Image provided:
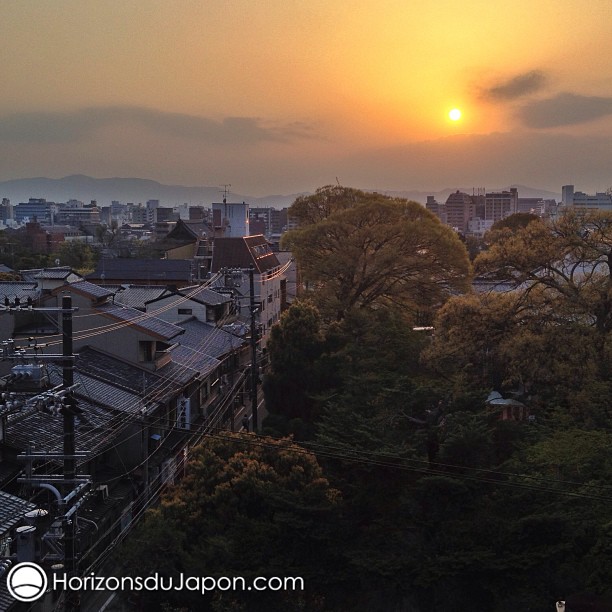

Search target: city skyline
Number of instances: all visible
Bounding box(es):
[2,1,612,195]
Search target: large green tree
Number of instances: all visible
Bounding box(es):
[263,301,340,432]
[120,433,343,611]
[283,186,471,320]
[475,210,612,377]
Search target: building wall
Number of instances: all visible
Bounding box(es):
[444,191,474,232]
[257,270,282,344]
[146,294,208,325]
[212,202,249,237]
[485,188,518,222]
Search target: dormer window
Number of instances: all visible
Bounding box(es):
[139,341,154,362]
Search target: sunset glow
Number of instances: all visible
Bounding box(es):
[0,1,611,195]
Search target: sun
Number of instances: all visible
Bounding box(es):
[449,108,462,121]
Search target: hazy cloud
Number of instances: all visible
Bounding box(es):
[335,131,612,194]
[0,106,314,145]
[1,128,612,197]
[484,70,547,100]
[519,93,612,128]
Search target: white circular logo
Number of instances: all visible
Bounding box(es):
[6,562,48,602]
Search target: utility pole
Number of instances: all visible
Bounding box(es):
[62,294,79,612]
[249,266,258,431]
[3,296,84,612]
[63,294,75,481]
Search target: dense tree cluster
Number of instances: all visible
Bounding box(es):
[122,192,612,611]
[282,186,471,320]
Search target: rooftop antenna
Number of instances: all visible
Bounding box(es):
[220,184,231,204]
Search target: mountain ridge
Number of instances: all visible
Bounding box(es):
[0,175,560,208]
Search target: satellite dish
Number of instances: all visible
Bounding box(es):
[55,259,60,266]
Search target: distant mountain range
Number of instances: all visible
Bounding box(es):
[0,175,561,208]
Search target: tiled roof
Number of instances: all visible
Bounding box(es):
[48,365,145,415]
[113,285,170,310]
[5,397,121,456]
[177,285,231,306]
[166,219,214,241]
[0,281,40,301]
[0,491,36,535]
[178,318,244,360]
[76,346,196,400]
[76,346,167,394]
[1,582,15,611]
[61,280,114,300]
[87,259,194,282]
[211,235,280,274]
[34,268,74,279]
[95,303,184,341]
[0,491,35,610]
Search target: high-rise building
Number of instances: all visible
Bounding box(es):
[562,185,612,212]
[444,191,475,232]
[14,199,56,224]
[0,198,13,224]
[485,188,518,222]
[562,185,574,206]
[426,196,445,223]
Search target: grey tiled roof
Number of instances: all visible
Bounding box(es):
[171,338,221,379]
[0,281,40,301]
[178,318,244,360]
[48,366,145,415]
[0,583,14,612]
[177,285,231,306]
[19,267,71,282]
[65,280,115,300]
[87,259,194,282]
[76,347,168,395]
[112,285,169,310]
[5,397,120,456]
[95,303,184,340]
[0,490,35,610]
[0,491,36,535]
[34,268,74,279]
[76,346,196,401]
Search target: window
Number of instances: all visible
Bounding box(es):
[138,341,154,362]
[178,308,192,315]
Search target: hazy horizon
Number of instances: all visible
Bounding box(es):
[2,2,612,196]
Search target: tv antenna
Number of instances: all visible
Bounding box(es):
[220,184,232,204]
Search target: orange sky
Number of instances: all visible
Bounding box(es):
[1,0,612,196]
